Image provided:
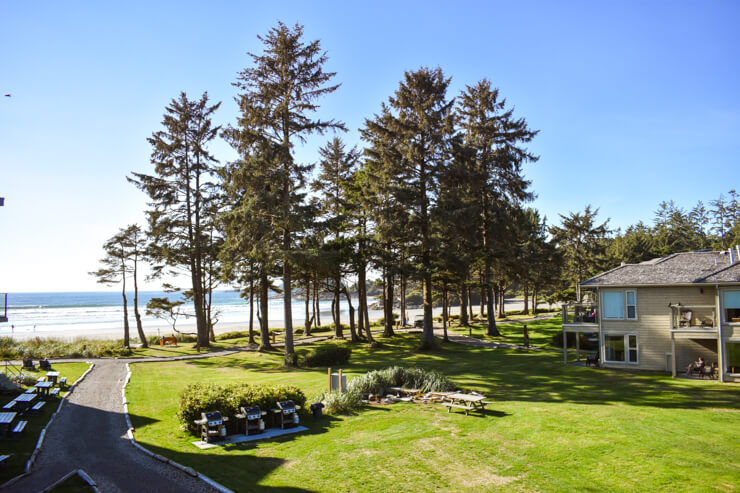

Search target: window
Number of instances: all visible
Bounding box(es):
[602,290,637,320]
[605,334,638,364]
[724,291,740,322]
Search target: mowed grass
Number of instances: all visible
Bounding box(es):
[127,319,740,492]
[0,362,90,484]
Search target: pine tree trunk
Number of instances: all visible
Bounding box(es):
[122,269,130,349]
[259,272,272,351]
[498,283,506,318]
[304,279,312,336]
[132,255,147,347]
[249,275,256,345]
[480,282,485,318]
[532,288,538,315]
[468,286,474,320]
[401,275,407,327]
[342,285,358,341]
[334,275,343,338]
[442,285,449,342]
[384,269,395,337]
[460,283,468,326]
[314,275,321,327]
[485,263,500,336]
[522,285,529,315]
[360,266,373,341]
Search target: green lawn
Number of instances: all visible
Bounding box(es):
[0,362,91,484]
[127,320,740,492]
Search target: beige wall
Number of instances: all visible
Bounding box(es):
[600,286,717,371]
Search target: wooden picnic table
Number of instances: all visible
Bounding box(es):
[35,381,53,399]
[389,387,421,397]
[0,412,17,438]
[13,393,36,413]
[46,371,60,385]
[441,393,488,415]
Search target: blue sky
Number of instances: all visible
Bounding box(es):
[1,1,738,292]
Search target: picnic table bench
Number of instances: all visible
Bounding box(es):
[0,412,17,439]
[2,401,15,411]
[389,387,421,397]
[59,377,68,389]
[0,455,9,468]
[30,401,46,413]
[441,393,489,415]
[10,420,27,438]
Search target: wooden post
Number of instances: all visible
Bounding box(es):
[563,330,568,364]
[576,331,581,361]
[671,336,676,378]
[523,325,529,348]
[339,369,344,392]
[328,367,332,393]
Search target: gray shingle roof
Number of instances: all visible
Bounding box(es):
[581,251,740,286]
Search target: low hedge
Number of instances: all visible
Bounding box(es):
[178,382,306,434]
[301,343,351,367]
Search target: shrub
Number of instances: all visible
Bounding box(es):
[318,390,363,414]
[178,382,306,434]
[301,343,351,367]
[215,331,250,341]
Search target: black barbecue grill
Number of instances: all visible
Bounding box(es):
[273,400,301,429]
[194,411,229,443]
[235,406,266,435]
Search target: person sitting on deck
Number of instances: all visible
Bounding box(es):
[685,356,704,376]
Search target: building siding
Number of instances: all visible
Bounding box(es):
[600,286,718,371]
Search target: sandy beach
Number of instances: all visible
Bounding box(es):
[5,299,554,341]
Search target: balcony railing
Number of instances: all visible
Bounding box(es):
[562,303,599,326]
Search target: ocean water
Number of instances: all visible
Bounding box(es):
[0,291,354,337]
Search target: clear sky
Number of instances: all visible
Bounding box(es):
[1,1,738,292]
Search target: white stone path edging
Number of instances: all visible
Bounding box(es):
[0,362,96,490]
[41,468,100,493]
[122,363,234,493]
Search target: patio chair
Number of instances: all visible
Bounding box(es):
[585,353,599,367]
[700,363,718,380]
[678,310,692,327]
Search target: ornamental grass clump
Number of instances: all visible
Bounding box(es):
[317,390,363,414]
[178,382,306,434]
[346,366,456,397]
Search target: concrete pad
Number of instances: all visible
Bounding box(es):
[192,426,309,449]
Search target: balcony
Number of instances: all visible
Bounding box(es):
[562,303,599,329]
[668,304,717,339]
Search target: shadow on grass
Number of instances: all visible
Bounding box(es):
[343,333,740,411]
[141,416,342,492]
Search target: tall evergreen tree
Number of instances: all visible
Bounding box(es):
[550,205,610,300]
[128,91,221,347]
[362,67,454,348]
[311,137,361,340]
[228,22,344,365]
[457,79,538,336]
[90,228,134,348]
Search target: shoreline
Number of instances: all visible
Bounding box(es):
[3,300,556,341]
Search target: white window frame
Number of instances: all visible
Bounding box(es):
[601,290,638,320]
[723,290,740,324]
[604,332,639,364]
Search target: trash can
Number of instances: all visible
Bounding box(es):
[310,402,324,419]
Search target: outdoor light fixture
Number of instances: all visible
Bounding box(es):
[0,197,4,206]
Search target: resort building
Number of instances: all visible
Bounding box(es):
[562,248,740,382]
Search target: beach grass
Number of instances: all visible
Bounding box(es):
[126,320,740,492]
[0,362,91,484]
